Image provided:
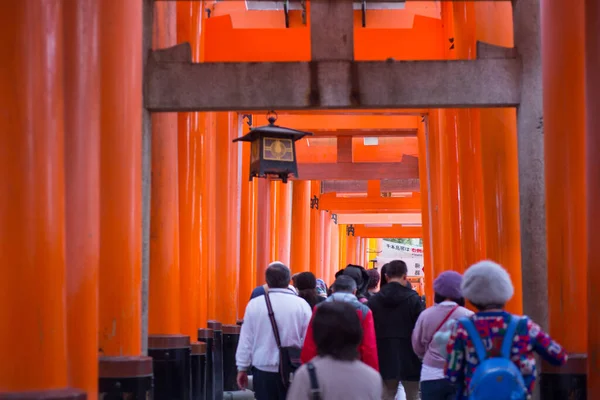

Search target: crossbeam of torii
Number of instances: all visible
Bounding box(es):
[140,0,546,352]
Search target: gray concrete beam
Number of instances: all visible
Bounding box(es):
[144,45,521,112]
[140,0,154,356]
[514,0,547,329]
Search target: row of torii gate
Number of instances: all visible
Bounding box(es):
[1,0,599,399]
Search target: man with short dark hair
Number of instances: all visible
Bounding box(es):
[300,275,379,370]
[236,262,312,400]
[368,260,423,400]
[248,261,298,300]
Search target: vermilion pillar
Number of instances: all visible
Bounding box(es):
[356,237,363,266]
[214,112,240,324]
[177,1,209,328]
[64,1,100,398]
[98,0,152,394]
[346,233,357,265]
[270,181,280,261]
[318,210,327,278]
[586,0,600,396]
[539,0,587,395]
[150,0,181,337]
[427,111,445,276]
[176,0,205,334]
[256,178,271,284]
[338,224,348,270]
[310,181,323,277]
[329,220,340,283]
[322,212,332,281]
[453,1,486,271]
[0,2,82,396]
[475,2,523,315]
[542,0,586,354]
[278,182,292,265]
[290,181,311,272]
[417,118,434,306]
[239,141,257,311]
[439,2,464,273]
[205,112,218,319]
[440,111,462,271]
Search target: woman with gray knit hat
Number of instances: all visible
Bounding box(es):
[411,271,473,400]
[445,260,568,400]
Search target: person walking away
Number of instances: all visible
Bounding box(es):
[366,268,380,300]
[445,260,568,399]
[287,302,383,400]
[249,262,298,300]
[301,275,379,371]
[293,271,324,308]
[335,264,370,303]
[367,260,423,400]
[411,271,473,400]
[236,262,312,400]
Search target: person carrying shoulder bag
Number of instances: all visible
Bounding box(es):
[236,262,312,400]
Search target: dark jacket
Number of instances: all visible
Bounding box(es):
[367,281,423,381]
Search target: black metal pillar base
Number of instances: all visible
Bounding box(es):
[539,354,587,400]
[0,389,86,400]
[191,342,207,400]
[148,334,191,400]
[222,325,241,392]
[198,329,214,400]
[207,321,223,400]
[98,356,153,400]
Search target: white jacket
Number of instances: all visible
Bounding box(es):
[236,288,312,373]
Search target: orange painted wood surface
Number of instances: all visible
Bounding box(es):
[310,181,323,277]
[453,1,486,272]
[239,140,257,312]
[291,181,311,273]
[64,0,100,397]
[256,178,272,284]
[319,192,422,213]
[98,0,143,357]
[416,119,434,307]
[177,0,206,332]
[475,1,523,315]
[278,182,293,265]
[150,0,181,336]
[204,14,444,62]
[543,0,586,349]
[0,1,69,390]
[214,112,240,324]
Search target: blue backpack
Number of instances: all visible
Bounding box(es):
[458,315,528,400]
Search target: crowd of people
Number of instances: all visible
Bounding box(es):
[236,260,568,400]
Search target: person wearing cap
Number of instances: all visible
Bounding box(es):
[335,264,371,303]
[445,260,568,399]
[300,275,379,371]
[411,271,473,400]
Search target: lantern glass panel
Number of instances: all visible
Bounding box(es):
[251,139,260,163]
[262,137,294,162]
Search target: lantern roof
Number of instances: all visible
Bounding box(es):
[233,114,313,143]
